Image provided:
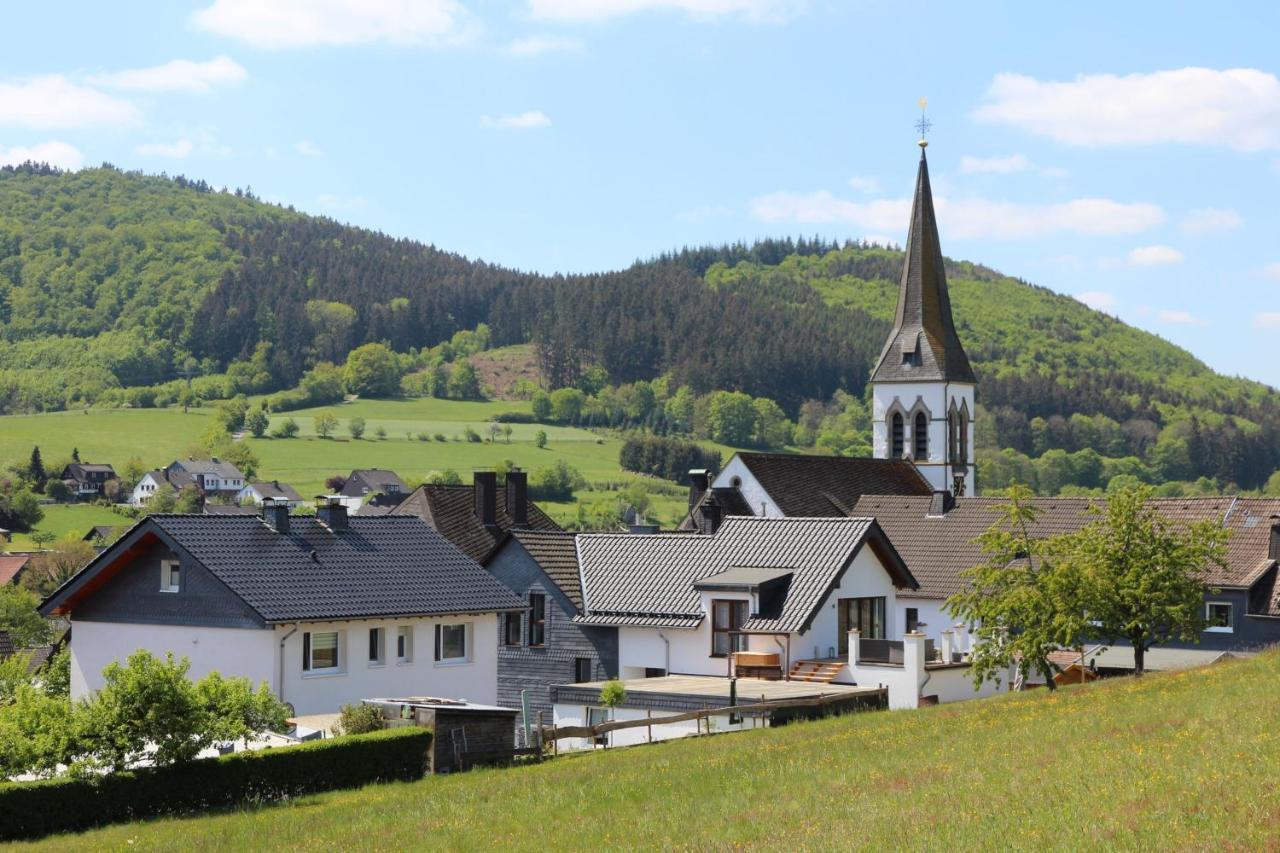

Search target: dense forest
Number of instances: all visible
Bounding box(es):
[1,162,1278,493]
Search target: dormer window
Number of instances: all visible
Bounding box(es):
[160,560,180,593]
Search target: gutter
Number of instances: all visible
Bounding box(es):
[278,625,298,708]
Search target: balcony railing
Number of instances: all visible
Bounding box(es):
[856,638,936,665]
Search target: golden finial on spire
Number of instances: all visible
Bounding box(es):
[915,97,931,148]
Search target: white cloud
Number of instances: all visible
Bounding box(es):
[90,56,247,94]
[526,0,804,23]
[0,140,84,170]
[135,139,195,158]
[1075,290,1117,311]
[960,153,1029,174]
[1127,245,1184,267]
[1264,262,1280,280]
[504,35,583,57]
[0,75,137,129]
[480,111,551,130]
[192,0,475,49]
[749,190,1164,239]
[295,140,322,157]
[974,67,1280,151]
[846,175,880,194]
[1157,309,1203,325]
[1179,207,1242,234]
[1254,312,1280,329]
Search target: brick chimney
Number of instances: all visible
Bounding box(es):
[506,469,528,528]
[699,493,722,536]
[474,471,498,529]
[316,495,348,531]
[261,498,290,534]
[688,468,710,512]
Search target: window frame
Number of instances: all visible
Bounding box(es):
[710,598,749,658]
[838,596,887,654]
[303,630,341,674]
[905,607,920,634]
[503,611,522,646]
[435,622,470,664]
[368,627,385,666]
[1205,601,1233,633]
[528,593,546,647]
[159,559,181,594]
[396,625,414,664]
[574,657,593,683]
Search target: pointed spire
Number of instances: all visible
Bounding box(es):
[870,147,975,385]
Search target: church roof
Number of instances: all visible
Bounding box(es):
[870,148,976,385]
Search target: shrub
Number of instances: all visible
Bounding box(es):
[0,728,432,841]
[463,425,481,443]
[490,411,536,424]
[535,429,548,449]
[417,432,431,442]
[375,426,387,440]
[334,703,385,736]
[619,434,722,484]
[529,460,585,502]
[348,417,367,440]
[271,418,300,439]
[434,433,448,442]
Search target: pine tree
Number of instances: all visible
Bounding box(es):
[28,446,46,488]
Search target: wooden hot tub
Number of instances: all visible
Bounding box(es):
[733,651,782,680]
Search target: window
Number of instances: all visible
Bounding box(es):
[159,560,180,593]
[574,657,593,683]
[397,626,413,663]
[303,631,339,672]
[504,612,522,646]
[914,412,929,461]
[711,599,749,657]
[838,597,887,653]
[1206,602,1233,633]
[528,593,546,647]
[905,607,919,634]
[586,707,609,746]
[368,627,385,665]
[435,623,468,663]
[891,413,904,458]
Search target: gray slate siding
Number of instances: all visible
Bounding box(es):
[74,538,263,629]
[487,542,618,728]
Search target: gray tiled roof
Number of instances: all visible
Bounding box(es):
[386,484,562,562]
[734,452,933,516]
[44,514,523,623]
[171,458,245,480]
[247,481,305,502]
[576,516,913,633]
[342,469,408,497]
[506,529,582,608]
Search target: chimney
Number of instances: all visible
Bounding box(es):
[316,495,348,531]
[261,499,290,534]
[699,494,722,536]
[474,471,498,529]
[688,468,710,512]
[505,470,528,528]
[926,489,955,517]
[1270,516,1280,561]
[628,523,660,535]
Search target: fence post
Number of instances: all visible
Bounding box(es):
[647,709,652,744]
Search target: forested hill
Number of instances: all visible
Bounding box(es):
[2,162,1278,490]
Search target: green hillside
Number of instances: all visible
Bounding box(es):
[1,162,1278,495]
[31,651,1280,850]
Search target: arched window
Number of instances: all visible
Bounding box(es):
[914,412,928,460]
[891,413,904,458]
[948,411,960,461]
[958,411,969,464]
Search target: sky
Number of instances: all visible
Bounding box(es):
[2,0,1279,387]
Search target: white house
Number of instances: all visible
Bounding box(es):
[129,458,247,507]
[551,515,1000,747]
[40,499,524,715]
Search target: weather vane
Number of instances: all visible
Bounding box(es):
[915,97,931,148]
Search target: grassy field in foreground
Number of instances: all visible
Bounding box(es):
[29,651,1280,850]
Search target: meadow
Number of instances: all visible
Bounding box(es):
[23,650,1280,850]
[0,397,705,541]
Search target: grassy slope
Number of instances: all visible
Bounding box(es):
[0,396,702,538]
[30,651,1280,850]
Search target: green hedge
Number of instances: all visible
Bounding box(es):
[0,727,432,842]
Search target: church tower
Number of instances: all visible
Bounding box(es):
[870,138,977,495]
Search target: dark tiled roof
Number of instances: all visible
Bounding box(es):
[202,504,261,515]
[870,150,976,385]
[848,494,1280,600]
[736,452,932,516]
[576,516,913,633]
[82,525,117,542]
[170,458,245,480]
[0,554,32,585]
[387,484,561,563]
[506,529,583,608]
[247,481,304,502]
[342,469,408,497]
[44,514,523,623]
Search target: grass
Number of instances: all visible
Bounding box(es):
[24,650,1280,849]
[6,504,124,550]
[0,396,710,532]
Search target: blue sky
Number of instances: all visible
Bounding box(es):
[2,1,1279,387]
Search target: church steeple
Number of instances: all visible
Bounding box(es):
[869,147,975,385]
